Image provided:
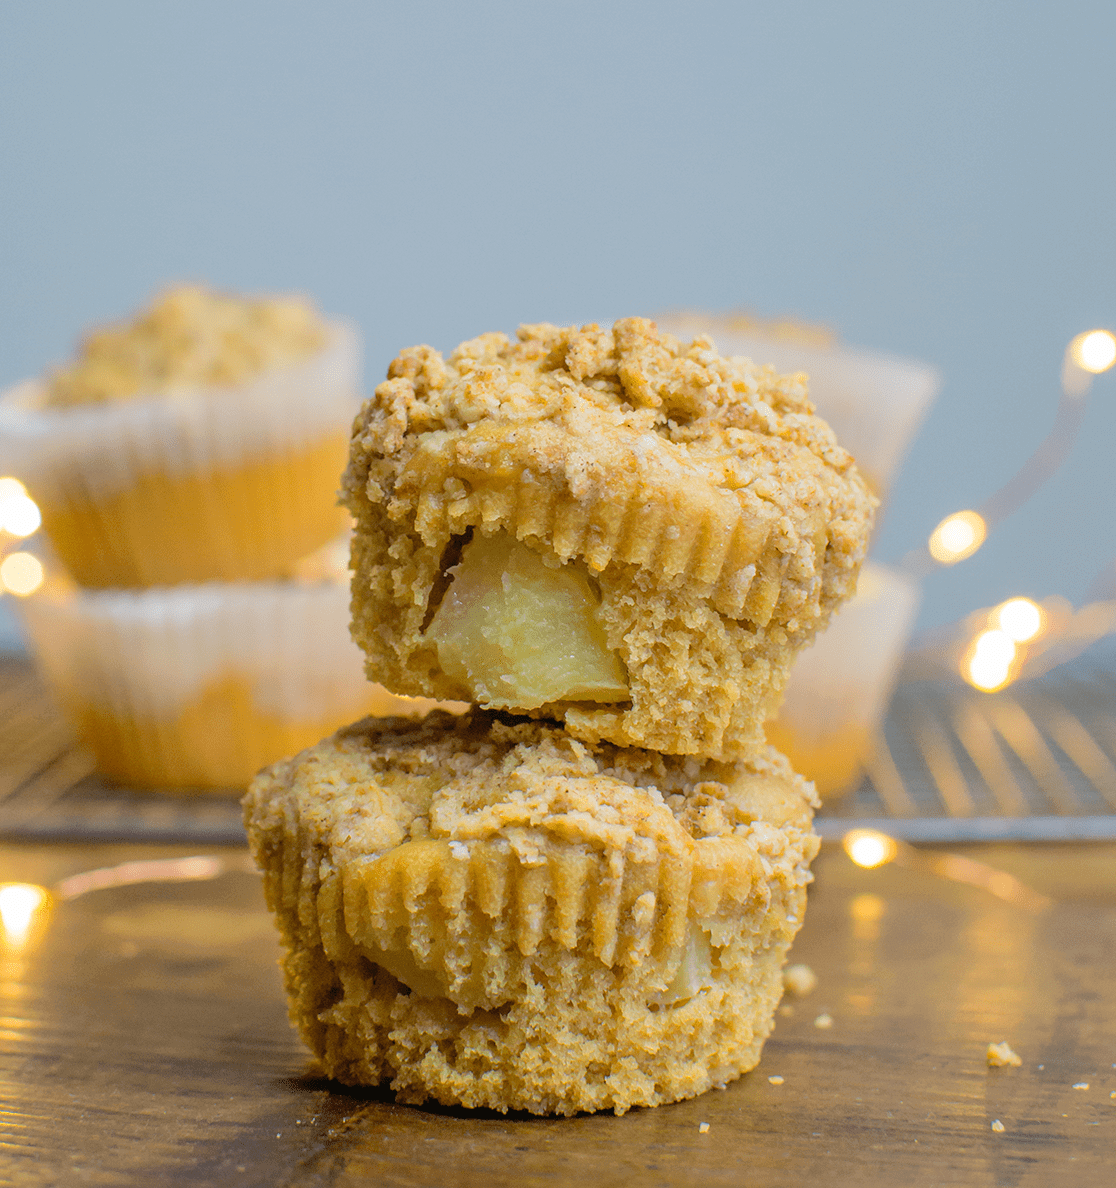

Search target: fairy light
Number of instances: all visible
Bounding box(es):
[0,497,41,538]
[0,477,40,537]
[1071,329,1116,374]
[0,552,45,596]
[928,510,986,565]
[0,883,49,944]
[965,629,1017,692]
[907,326,1113,585]
[0,476,28,503]
[843,829,899,869]
[995,597,1045,643]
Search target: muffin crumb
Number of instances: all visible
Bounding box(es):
[986,1042,1022,1068]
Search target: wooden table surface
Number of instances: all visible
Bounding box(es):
[2,832,1115,1187]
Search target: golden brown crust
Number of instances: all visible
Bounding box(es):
[243,711,818,1115]
[45,285,327,407]
[343,318,875,758]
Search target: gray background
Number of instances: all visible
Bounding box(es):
[2,0,1114,649]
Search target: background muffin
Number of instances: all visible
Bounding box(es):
[19,570,452,789]
[0,285,361,587]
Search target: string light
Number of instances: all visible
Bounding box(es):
[907,326,1113,583]
[0,476,28,502]
[928,510,986,565]
[0,883,49,944]
[842,831,1048,908]
[0,477,40,537]
[995,597,1044,642]
[965,628,1016,691]
[843,829,899,869]
[1071,329,1116,374]
[0,552,45,596]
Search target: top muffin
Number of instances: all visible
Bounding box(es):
[344,317,875,759]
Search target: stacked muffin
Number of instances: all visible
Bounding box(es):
[244,318,875,1113]
[1,285,394,788]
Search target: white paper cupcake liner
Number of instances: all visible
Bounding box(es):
[655,311,939,500]
[0,321,362,501]
[768,562,919,795]
[16,577,450,788]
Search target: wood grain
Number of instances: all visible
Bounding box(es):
[0,838,1113,1187]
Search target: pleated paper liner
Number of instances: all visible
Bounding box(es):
[392,414,839,624]
[654,310,940,503]
[0,322,361,587]
[268,839,810,1114]
[16,576,455,790]
[348,508,829,760]
[245,716,818,1014]
[767,562,921,798]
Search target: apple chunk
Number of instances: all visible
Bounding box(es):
[425,531,628,710]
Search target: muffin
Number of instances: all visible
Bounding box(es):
[765,562,920,797]
[0,285,360,587]
[655,309,939,502]
[343,318,875,760]
[19,570,454,789]
[243,710,819,1115]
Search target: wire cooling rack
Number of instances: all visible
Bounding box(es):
[2,641,1116,846]
[815,635,1116,842]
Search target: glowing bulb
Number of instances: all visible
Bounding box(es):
[0,477,28,502]
[0,883,48,942]
[995,597,1044,642]
[966,628,1016,691]
[0,552,44,596]
[1072,330,1116,374]
[928,510,987,565]
[0,493,41,537]
[843,829,898,869]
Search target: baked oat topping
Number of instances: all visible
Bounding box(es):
[46,285,326,406]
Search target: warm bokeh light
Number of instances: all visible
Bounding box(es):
[0,476,28,502]
[0,494,41,537]
[926,854,1050,912]
[1072,329,1116,374]
[995,597,1044,642]
[54,855,227,900]
[0,551,45,596]
[928,510,986,565]
[0,477,41,537]
[0,883,49,943]
[843,829,899,869]
[850,892,886,923]
[966,628,1016,691]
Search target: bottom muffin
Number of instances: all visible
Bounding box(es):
[243,711,819,1115]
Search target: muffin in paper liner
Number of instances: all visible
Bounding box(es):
[16,576,453,789]
[343,317,875,760]
[654,310,939,502]
[242,710,819,1115]
[0,297,362,588]
[766,562,920,797]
